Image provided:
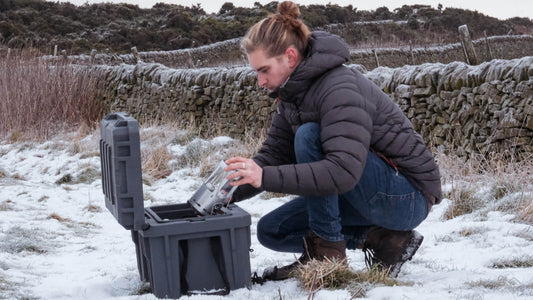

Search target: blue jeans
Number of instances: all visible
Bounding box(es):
[257,122,429,252]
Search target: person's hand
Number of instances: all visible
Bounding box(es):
[225,157,262,188]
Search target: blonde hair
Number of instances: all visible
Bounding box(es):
[241,1,310,57]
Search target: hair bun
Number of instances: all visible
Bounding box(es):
[277,1,300,19]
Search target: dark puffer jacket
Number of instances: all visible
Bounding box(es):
[233,31,442,207]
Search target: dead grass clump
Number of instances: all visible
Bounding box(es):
[48,213,73,226]
[75,168,100,184]
[0,226,47,254]
[0,167,7,178]
[0,200,13,211]
[170,130,198,146]
[0,275,9,291]
[55,174,73,185]
[139,125,194,181]
[490,256,533,269]
[294,258,352,291]
[516,200,533,224]
[85,203,102,213]
[141,144,172,180]
[444,185,484,219]
[130,281,152,296]
[458,226,486,237]
[176,138,211,170]
[293,258,408,298]
[467,276,520,290]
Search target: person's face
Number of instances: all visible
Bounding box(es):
[247,48,298,91]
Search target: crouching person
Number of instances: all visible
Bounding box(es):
[224,1,442,279]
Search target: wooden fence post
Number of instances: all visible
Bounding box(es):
[484,30,493,60]
[7,48,11,59]
[458,24,479,65]
[409,40,415,65]
[54,45,58,56]
[90,49,97,64]
[131,46,139,63]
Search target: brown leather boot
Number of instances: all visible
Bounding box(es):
[309,231,346,261]
[362,226,423,277]
[261,231,346,281]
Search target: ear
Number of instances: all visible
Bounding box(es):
[285,47,299,68]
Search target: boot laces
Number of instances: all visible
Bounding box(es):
[362,246,375,269]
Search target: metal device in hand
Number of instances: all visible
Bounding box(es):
[188,161,240,215]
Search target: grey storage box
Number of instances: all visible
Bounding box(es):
[99,112,252,298]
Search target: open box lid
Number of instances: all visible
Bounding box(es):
[99,112,145,231]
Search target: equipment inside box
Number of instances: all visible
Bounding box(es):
[187,160,240,216]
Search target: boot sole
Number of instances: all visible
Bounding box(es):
[389,230,424,277]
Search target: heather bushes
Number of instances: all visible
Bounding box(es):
[0,1,531,55]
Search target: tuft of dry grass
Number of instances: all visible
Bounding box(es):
[0,200,13,211]
[518,203,533,224]
[293,258,352,292]
[490,256,533,269]
[467,276,520,290]
[0,51,105,141]
[436,150,533,222]
[0,167,7,178]
[48,213,73,226]
[293,258,409,298]
[443,185,484,219]
[0,226,47,254]
[141,144,173,180]
[85,203,102,213]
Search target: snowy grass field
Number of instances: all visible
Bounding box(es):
[0,126,532,300]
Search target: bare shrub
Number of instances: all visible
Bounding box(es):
[0,51,105,140]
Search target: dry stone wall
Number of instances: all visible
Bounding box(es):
[367,56,533,157]
[99,64,274,136]
[50,35,532,71]
[97,56,533,158]
[350,35,533,70]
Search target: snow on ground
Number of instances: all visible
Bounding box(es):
[0,132,532,300]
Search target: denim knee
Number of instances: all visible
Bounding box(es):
[294,122,322,163]
[256,215,273,249]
